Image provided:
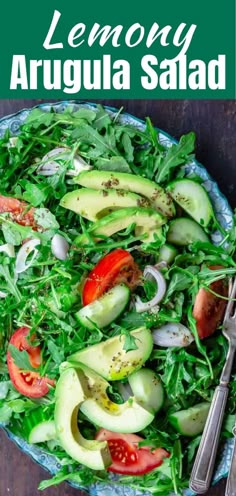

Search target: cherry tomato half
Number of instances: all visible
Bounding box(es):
[0,195,36,228]
[193,265,228,339]
[7,327,55,398]
[82,248,141,306]
[96,429,170,475]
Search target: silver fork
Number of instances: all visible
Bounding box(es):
[189,277,236,494]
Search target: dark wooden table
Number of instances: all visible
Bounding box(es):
[0,99,235,496]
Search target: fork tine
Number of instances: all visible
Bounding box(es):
[224,277,236,323]
[228,278,233,297]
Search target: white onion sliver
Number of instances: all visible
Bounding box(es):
[67,156,93,176]
[44,148,69,160]
[7,137,18,149]
[51,234,69,261]
[117,382,133,402]
[37,147,68,176]
[0,243,15,258]
[0,290,7,298]
[155,261,167,270]
[37,147,92,177]
[15,239,41,274]
[134,265,166,313]
[152,323,194,348]
[37,162,60,176]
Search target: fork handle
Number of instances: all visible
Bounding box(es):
[225,434,236,496]
[189,384,229,494]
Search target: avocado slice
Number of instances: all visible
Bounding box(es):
[54,366,111,470]
[60,187,150,221]
[74,170,175,218]
[58,363,154,434]
[68,327,153,381]
[75,206,166,245]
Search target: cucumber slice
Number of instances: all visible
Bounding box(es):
[128,368,164,413]
[169,402,210,436]
[24,407,56,444]
[158,243,177,264]
[29,420,56,444]
[76,284,130,330]
[167,179,214,227]
[167,218,209,246]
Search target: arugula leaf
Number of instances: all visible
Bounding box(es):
[187,307,213,379]
[95,156,132,173]
[120,328,139,352]
[47,340,65,365]
[71,122,119,156]
[1,218,32,246]
[34,208,59,230]
[190,241,236,265]
[0,381,11,399]
[25,109,55,129]
[38,468,93,490]
[165,268,195,299]
[1,222,23,246]
[0,264,21,301]
[8,344,37,372]
[7,398,33,413]
[223,414,235,434]
[161,352,188,399]
[0,403,12,423]
[120,311,147,329]
[71,108,96,123]
[121,132,134,163]
[187,436,201,464]
[145,117,165,153]
[155,132,196,183]
[93,104,112,130]
[170,440,183,494]
[22,181,51,207]
[198,265,236,286]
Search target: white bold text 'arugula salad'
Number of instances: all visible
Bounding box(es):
[0,104,236,495]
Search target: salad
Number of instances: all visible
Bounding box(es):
[0,103,236,496]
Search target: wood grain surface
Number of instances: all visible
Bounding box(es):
[0,99,235,496]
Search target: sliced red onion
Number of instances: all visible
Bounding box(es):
[37,147,92,177]
[152,323,194,347]
[0,243,15,257]
[15,239,41,274]
[134,265,166,313]
[51,234,69,260]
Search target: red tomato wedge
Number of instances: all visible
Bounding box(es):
[82,248,141,306]
[7,327,55,398]
[0,194,36,228]
[96,429,170,475]
[193,265,228,339]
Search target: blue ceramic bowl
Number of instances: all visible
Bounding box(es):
[0,101,234,496]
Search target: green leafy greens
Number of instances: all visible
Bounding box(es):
[0,104,235,496]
